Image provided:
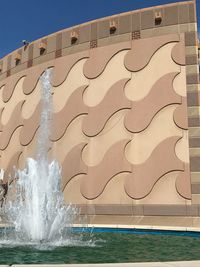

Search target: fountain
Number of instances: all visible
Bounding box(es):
[1,69,78,245]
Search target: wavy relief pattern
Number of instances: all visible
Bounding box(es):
[0,101,24,150]
[0,33,191,206]
[124,73,181,133]
[51,115,88,164]
[51,86,88,141]
[173,97,188,130]
[124,34,179,72]
[83,50,130,107]
[52,51,89,87]
[136,171,187,205]
[175,131,189,164]
[173,66,187,97]
[1,127,22,180]
[1,73,24,103]
[81,139,131,200]
[83,42,131,79]
[171,34,186,66]
[53,58,89,113]
[62,143,87,191]
[0,108,4,131]
[1,77,25,125]
[124,43,180,102]
[23,63,53,95]
[82,110,131,166]
[124,136,184,199]
[125,105,182,165]
[176,163,191,199]
[0,86,5,110]
[20,101,41,146]
[83,79,131,137]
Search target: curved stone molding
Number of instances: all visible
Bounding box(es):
[63,174,87,204]
[51,86,88,141]
[1,77,25,125]
[80,139,131,200]
[51,115,88,164]
[175,163,191,199]
[124,136,184,199]
[0,101,24,150]
[173,97,188,130]
[20,101,41,146]
[124,43,179,102]
[52,51,89,87]
[125,105,183,165]
[137,171,187,205]
[21,79,41,120]
[124,72,181,133]
[0,86,5,110]
[83,50,130,107]
[0,64,52,102]
[175,131,189,164]
[53,58,89,113]
[0,84,4,91]
[82,79,131,137]
[90,172,133,204]
[83,42,131,79]
[171,34,186,66]
[1,127,22,171]
[62,142,87,191]
[4,151,22,183]
[0,108,4,131]
[172,66,187,97]
[1,73,24,103]
[23,63,53,95]
[82,110,131,166]
[124,34,179,72]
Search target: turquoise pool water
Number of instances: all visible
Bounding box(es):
[0,228,200,264]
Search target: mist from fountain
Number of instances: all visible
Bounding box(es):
[1,69,81,246]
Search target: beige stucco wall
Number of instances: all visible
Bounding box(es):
[0,1,199,218]
[0,34,191,208]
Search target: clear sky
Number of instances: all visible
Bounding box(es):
[0,0,199,59]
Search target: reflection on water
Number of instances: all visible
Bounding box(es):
[0,230,200,264]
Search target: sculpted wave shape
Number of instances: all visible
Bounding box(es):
[124,72,182,133]
[83,42,131,79]
[62,142,87,191]
[51,86,88,141]
[80,139,131,200]
[124,34,179,72]
[83,79,131,137]
[124,136,184,199]
[0,101,24,150]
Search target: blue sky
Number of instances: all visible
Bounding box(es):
[0,0,199,59]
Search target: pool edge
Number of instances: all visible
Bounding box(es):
[2,221,200,233]
[1,260,200,266]
[72,223,200,234]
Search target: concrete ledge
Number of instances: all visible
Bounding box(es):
[73,223,200,233]
[3,215,200,232]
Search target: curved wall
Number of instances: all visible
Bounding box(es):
[0,1,199,221]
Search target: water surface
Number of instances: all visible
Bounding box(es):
[0,230,200,264]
